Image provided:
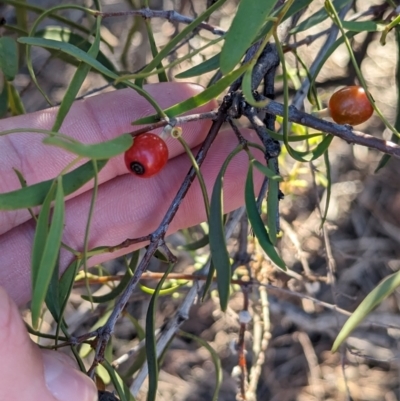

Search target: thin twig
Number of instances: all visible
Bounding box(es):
[130,207,247,396]
[95,8,226,36]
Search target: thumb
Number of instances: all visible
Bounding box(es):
[0,286,97,401]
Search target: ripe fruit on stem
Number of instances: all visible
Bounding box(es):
[124,133,169,178]
[328,86,373,126]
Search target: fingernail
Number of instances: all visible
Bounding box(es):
[42,351,98,401]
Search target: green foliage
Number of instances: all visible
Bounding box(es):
[0,0,396,398]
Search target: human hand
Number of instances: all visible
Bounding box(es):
[0,83,263,401]
[0,285,98,401]
[0,82,263,306]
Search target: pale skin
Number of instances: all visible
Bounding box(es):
[0,83,264,401]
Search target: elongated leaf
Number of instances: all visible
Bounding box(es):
[180,331,222,401]
[43,133,133,159]
[31,178,65,328]
[45,256,62,322]
[341,20,384,32]
[252,160,282,181]
[58,259,79,314]
[245,163,285,270]
[52,17,102,131]
[81,268,133,303]
[376,28,400,171]
[2,1,93,36]
[332,270,400,352]
[308,31,358,94]
[31,183,56,288]
[208,146,244,308]
[7,82,25,115]
[290,0,350,34]
[0,76,8,117]
[134,0,227,86]
[133,63,249,125]
[0,159,107,210]
[146,264,174,401]
[287,135,334,162]
[285,0,313,20]
[139,282,185,296]
[180,234,209,251]
[320,150,332,227]
[18,36,165,117]
[144,19,168,83]
[18,36,118,79]
[34,26,119,77]
[0,36,18,81]
[81,251,139,303]
[102,360,135,401]
[266,160,279,245]
[220,0,278,75]
[209,170,231,311]
[175,53,220,79]
[242,63,269,106]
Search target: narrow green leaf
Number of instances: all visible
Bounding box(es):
[320,150,332,227]
[266,160,279,245]
[208,146,244,309]
[274,33,334,163]
[12,167,37,223]
[285,0,313,21]
[290,0,350,34]
[175,53,220,79]
[52,18,102,131]
[43,133,133,159]
[308,31,358,94]
[202,259,216,301]
[31,26,123,90]
[252,160,282,181]
[341,20,384,32]
[146,264,174,401]
[58,259,79,315]
[0,159,108,210]
[45,256,62,322]
[220,0,278,75]
[180,234,209,251]
[376,27,400,171]
[267,130,323,142]
[34,26,118,74]
[209,170,231,311]
[134,0,227,86]
[31,178,65,328]
[102,360,135,401]
[133,63,249,125]
[144,20,168,83]
[31,183,56,288]
[0,76,8,117]
[0,37,18,81]
[2,1,94,36]
[332,271,400,352]
[139,282,185,296]
[245,163,286,270]
[125,310,145,341]
[123,347,147,379]
[7,82,25,115]
[287,135,334,162]
[180,331,222,401]
[242,63,269,106]
[18,37,164,114]
[81,268,133,303]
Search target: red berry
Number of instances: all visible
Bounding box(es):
[124,133,169,178]
[328,86,373,126]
